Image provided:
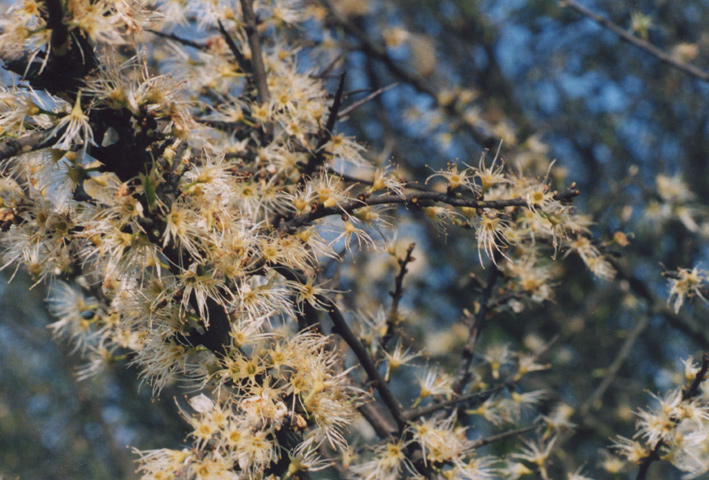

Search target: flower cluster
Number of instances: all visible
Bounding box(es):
[611,355,709,479]
[665,266,709,313]
[136,329,360,479]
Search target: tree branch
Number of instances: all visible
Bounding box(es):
[280,187,579,233]
[358,401,398,438]
[217,20,250,73]
[301,71,347,179]
[240,0,270,105]
[323,297,408,431]
[563,0,709,82]
[338,83,397,119]
[0,130,56,162]
[44,0,69,56]
[273,265,407,433]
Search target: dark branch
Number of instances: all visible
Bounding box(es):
[147,29,207,50]
[300,71,347,179]
[273,265,407,433]
[378,243,415,357]
[216,20,249,73]
[44,0,69,55]
[323,297,408,431]
[358,401,398,438]
[280,187,579,233]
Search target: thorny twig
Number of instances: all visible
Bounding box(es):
[378,243,416,357]
[452,265,500,395]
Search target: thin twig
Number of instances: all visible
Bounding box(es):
[301,71,347,179]
[452,265,500,395]
[338,83,397,119]
[388,242,416,323]
[377,243,415,356]
[579,315,649,417]
[324,167,433,193]
[311,52,346,79]
[563,0,709,82]
[404,383,508,421]
[684,353,709,400]
[323,167,372,185]
[147,29,207,50]
[358,401,398,438]
[470,424,541,450]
